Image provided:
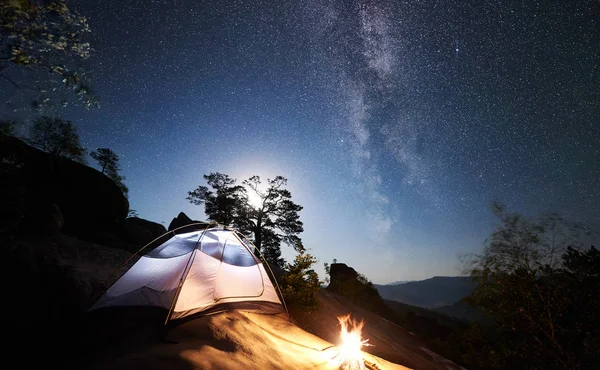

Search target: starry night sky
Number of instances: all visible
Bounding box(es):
[4,0,600,283]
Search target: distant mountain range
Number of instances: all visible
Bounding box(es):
[432,300,490,324]
[387,280,414,285]
[374,276,476,309]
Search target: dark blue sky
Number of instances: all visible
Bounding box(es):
[3,0,599,283]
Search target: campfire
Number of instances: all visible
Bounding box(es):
[333,314,372,370]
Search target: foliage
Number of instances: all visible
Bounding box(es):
[28,115,85,163]
[0,0,97,110]
[382,298,492,370]
[559,245,600,363]
[90,148,118,174]
[187,173,245,226]
[323,262,330,275]
[279,250,321,311]
[340,273,383,312]
[443,322,501,370]
[110,172,128,198]
[0,119,18,135]
[187,172,304,267]
[463,202,598,369]
[90,147,128,198]
[326,263,389,316]
[240,175,304,250]
[259,227,285,268]
[356,273,372,286]
[323,262,330,284]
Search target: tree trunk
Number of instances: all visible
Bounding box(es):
[254,216,262,251]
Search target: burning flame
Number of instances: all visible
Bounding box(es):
[334,314,371,370]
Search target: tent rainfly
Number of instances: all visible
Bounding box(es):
[89,223,286,323]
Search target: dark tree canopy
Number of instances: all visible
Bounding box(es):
[259,227,285,268]
[91,147,128,198]
[463,202,599,369]
[28,115,86,163]
[0,0,97,111]
[187,173,246,227]
[187,172,304,267]
[0,119,18,136]
[240,175,304,252]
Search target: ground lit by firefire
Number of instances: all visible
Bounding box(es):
[331,314,371,370]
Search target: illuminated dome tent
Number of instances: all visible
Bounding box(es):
[89,223,286,322]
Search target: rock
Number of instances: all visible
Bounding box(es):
[47,203,64,235]
[20,203,64,236]
[124,217,166,239]
[327,263,390,316]
[121,217,167,246]
[327,263,359,291]
[0,135,128,239]
[122,220,153,247]
[168,212,202,231]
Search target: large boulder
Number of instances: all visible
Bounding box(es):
[328,263,359,289]
[327,263,390,316]
[20,203,64,236]
[121,217,167,246]
[2,231,134,365]
[0,135,129,239]
[121,220,153,247]
[168,212,202,231]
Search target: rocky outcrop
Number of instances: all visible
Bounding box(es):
[327,263,359,290]
[168,212,202,231]
[0,135,129,239]
[3,230,135,365]
[121,219,153,246]
[19,203,64,236]
[327,263,390,316]
[121,217,167,246]
[132,217,167,239]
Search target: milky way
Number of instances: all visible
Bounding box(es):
[2,0,598,282]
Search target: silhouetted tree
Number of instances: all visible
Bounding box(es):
[464,202,598,369]
[323,262,331,284]
[90,148,118,174]
[187,173,245,227]
[240,175,304,252]
[1,0,97,110]
[259,227,285,268]
[187,172,304,266]
[559,245,600,365]
[28,116,86,163]
[90,147,128,197]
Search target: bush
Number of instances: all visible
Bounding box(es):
[279,250,321,311]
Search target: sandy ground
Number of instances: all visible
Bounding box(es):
[85,310,410,370]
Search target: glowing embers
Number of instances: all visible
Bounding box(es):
[333,314,371,370]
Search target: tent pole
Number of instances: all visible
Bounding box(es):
[163,222,217,326]
[102,221,215,288]
[234,231,290,318]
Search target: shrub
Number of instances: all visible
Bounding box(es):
[280,250,321,311]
